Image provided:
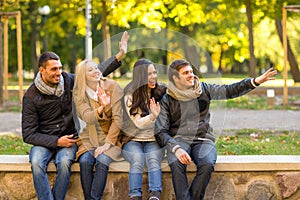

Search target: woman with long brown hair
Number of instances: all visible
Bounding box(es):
[122,59,166,200]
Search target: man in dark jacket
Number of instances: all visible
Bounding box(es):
[22,31,128,200]
[154,59,277,200]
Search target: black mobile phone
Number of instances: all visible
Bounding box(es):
[72,135,79,139]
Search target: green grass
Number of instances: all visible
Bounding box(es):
[0,134,32,155]
[1,129,299,155]
[216,129,300,155]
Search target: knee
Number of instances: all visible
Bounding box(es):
[196,163,214,174]
[96,154,112,167]
[56,158,73,170]
[30,158,47,173]
[169,160,185,171]
[79,154,94,168]
[146,158,161,171]
[131,160,145,172]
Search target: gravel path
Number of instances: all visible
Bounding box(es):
[0,109,299,136]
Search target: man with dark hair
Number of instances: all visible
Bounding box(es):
[155,59,277,200]
[22,31,128,200]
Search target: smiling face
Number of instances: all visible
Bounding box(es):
[40,59,63,87]
[147,64,157,89]
[85,64,101,90]
[173,65,195,90]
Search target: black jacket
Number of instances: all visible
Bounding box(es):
[22,56,121,149]
[22,72,76,149]
[154,78,256,151]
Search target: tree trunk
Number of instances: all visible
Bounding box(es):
[29,1,39,77]
[245,0,256,77]
[275,19,300,83]
[101,0,111,61]
[181,26,213,76]
[0,15,3,107]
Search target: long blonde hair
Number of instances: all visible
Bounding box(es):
[73,60,101,106]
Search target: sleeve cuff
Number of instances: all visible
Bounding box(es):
[251,78,260,87]
[172,145,181,153]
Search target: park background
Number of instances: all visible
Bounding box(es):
[0,1,300,199]
[0,0,300,155]
[0,0,300,85]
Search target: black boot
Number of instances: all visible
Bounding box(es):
[130,196,142,200]
[148,191,160,200]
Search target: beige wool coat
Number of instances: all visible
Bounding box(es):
[75,77,124,161]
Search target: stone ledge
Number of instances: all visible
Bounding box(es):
[0,155,299,172]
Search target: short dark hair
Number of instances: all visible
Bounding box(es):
[168,59,190,83]
[38,52,60,68]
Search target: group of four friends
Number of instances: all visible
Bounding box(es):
[21,31,277,200]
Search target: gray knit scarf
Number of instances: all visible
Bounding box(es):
[167,77,202,101]
[34,72,64,97]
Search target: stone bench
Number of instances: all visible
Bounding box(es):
[0,155,300,199]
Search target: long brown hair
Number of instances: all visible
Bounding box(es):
[124,59,166,117]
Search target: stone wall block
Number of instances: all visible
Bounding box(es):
[104,173,129,199]
[0,187,9,200]
[162,173,175,200]
[233,173,251,185]
[65,173,83,200]
[276,172,300,199]
[3,173,36,200]
[246,180,278,200]
[204,173,237,200]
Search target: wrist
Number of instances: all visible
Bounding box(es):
[116,51,123,61]
[97,106,104,115]
[252,78,260,87]
[149,113,155,121]
[104,142,111,148]
[172,145,181,153]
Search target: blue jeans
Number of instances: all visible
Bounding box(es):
[122,141,164,198]
[79,150,112,200]
[167,139,217,200]
[29,145,77,200]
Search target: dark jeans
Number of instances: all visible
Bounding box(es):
[167,139,217,200]
[79,151,112,200]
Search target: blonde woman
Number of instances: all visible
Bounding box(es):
[73,60,123,199]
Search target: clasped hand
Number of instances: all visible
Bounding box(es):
[94,143,111,158]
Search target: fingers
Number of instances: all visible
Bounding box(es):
[66,134,73,139]
[119,31,129,54]
[94,144,111,158]
[266,67,277,76]
[94,147,103,158]
[97,86,105,95]
[57,135,78,147]
[121,31,129,42]
[175,148,192,165]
